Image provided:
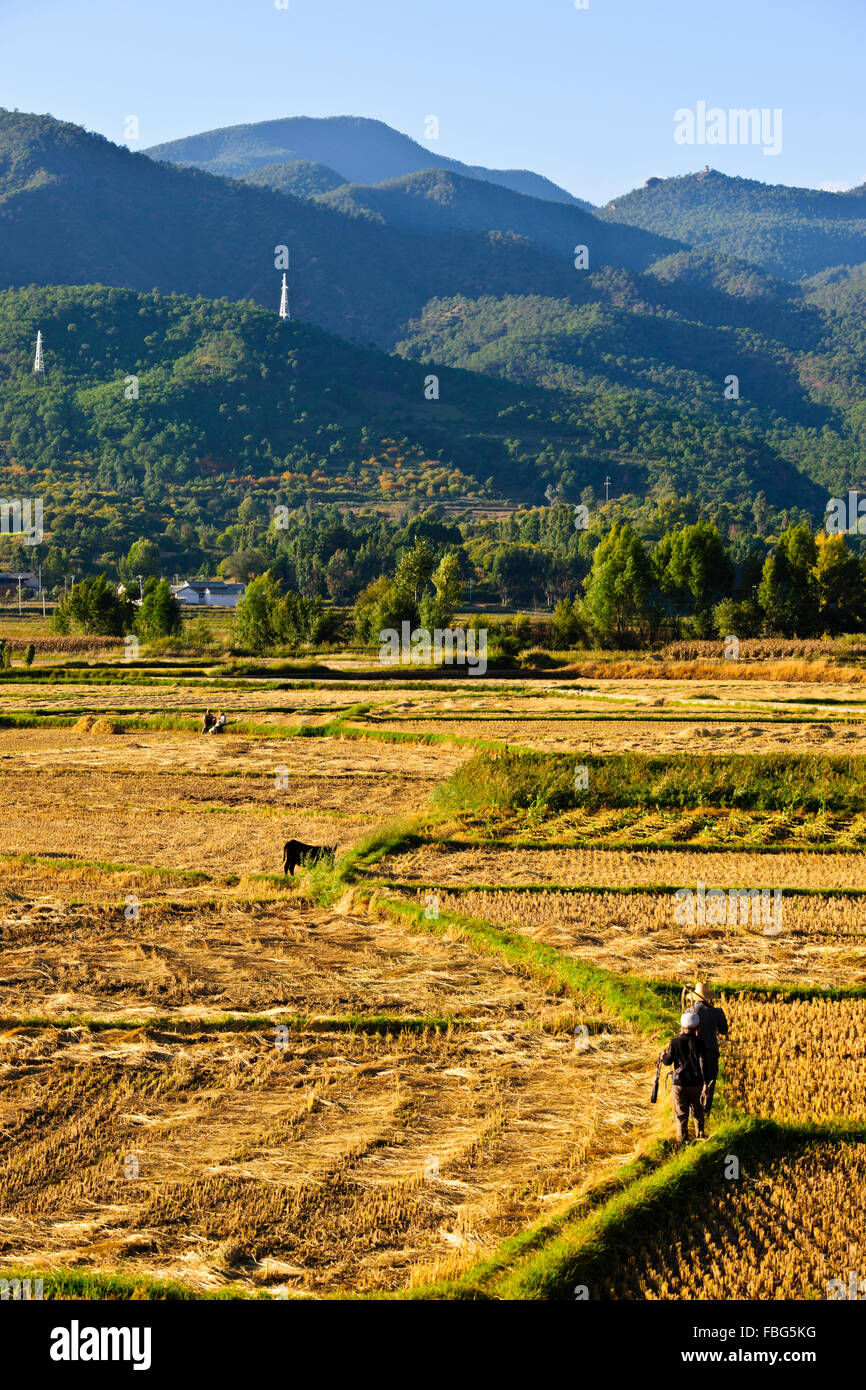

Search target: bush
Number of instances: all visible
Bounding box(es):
[712,597,764,639]
[53,575,135,636]
[23,643,35,667]
[551,598,590,649]
[434,748,578,815]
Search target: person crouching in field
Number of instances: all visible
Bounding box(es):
[660,1011,710,1147]
[683,980,728,1118]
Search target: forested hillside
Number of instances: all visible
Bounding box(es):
[0,285,828,582]
[598,170,866,280]
[0,111,673,346]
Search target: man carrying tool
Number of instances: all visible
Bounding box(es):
[658,1010,710,1147]
[682,980,728,1118]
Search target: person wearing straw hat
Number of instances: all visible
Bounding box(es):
[682,981,728,1118]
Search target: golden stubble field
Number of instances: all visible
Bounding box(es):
[421,889,866,988]
[0,872,657,1293]
[1,668,864,1296]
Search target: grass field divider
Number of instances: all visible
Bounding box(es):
[0,1011,476,1037]
[0,1265,267,1301]
[0,850,220,883]
[467,1118,866,1301]
[400,1116,866,1301]
[380,879,866,899]
[355,889,677,1037]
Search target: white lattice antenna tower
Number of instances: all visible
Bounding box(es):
[33,330,45,374]
[278,273,290,321]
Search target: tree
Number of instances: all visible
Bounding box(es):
[136,578,182,639]
[758,524,818,636]
[219,549,268,582]
[234,573,283,652]
[550,598,589,649]
[120,538,161,586]
[353,575,416,643]
[813,532,866,634]
[655,522,733,616]
[419,551,462,628]
[325,549,352,600]
[53,575,135,636]
[583,522,655,645]
[713,597,763,639]
[490,544,539,606]
[394,539,435,603]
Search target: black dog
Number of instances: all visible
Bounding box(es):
[282,839,336,876]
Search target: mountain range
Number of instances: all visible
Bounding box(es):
[144,114,593,208]
[2,105,866,562]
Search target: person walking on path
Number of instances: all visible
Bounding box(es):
[660,1010,710,1147]
[682,981,728,1118]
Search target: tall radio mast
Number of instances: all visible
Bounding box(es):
[33,329,45,374]
[278,273,290,322]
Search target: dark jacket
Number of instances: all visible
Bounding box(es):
[661,1032,708,1087]
[694,1001,728,1057]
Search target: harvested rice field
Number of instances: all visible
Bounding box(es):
[379,844,866,892]
[0,1009,656,1294]
[587,1141,866,1301]
[1,665,864,1301]
[412,889,866,988]
[723,996,866,1123]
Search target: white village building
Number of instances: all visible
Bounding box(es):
[171,580,246,609]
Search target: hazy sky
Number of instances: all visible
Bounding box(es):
[3,0,863,204]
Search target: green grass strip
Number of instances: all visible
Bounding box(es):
[486,1118,866,1301]
[0,1011,470,1036]
[0,1265,266,1300]
[369,892,675,1036]
[379,879,866,899]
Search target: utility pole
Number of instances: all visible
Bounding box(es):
[605,476,611,503]
[136,574,144,600]
[17,575,22,614]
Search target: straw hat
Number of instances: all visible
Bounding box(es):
[690,981,713,1005]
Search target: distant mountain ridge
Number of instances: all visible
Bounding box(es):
[598,169,866,280]
[0,110,675,349]
[312,167,674,260]
[144,114,593,208]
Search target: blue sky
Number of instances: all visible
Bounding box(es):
[2,0,863,204]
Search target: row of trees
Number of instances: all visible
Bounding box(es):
[580,520,866,643]
[47,515,866,654]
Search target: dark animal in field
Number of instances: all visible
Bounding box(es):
[282,839,337,876]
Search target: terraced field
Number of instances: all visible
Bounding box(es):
[1,657,864,1300]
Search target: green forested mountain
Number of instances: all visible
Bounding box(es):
[3,110,866,585]
[0,285,829,583]
[144,114,591,207]
[597,170,866,280]
[241,159,348,198]
[0,111,669,347]
[315,168,678,264]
